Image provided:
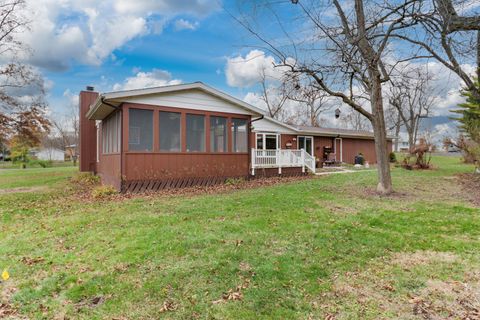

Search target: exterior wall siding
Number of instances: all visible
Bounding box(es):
[97,154,122,190]
[313,136,334,162]
[341,138,392,164]
[124,153,249,181]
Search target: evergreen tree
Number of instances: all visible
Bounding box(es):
[453,79,480,139]
[451,79,480,162]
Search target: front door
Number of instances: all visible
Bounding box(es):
[298,136,314,155]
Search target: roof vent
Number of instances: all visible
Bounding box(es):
[86,85,95,91]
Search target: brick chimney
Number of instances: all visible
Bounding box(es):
[79,86,99,172]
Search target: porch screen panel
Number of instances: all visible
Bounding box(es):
[186,114,205,152]
[210,116,227,152]
[128,108,153,151]
[102,111,121,154]
[159,111,181,152]
[232,118,247,152]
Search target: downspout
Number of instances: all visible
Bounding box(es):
[248,115,264,176]
[118,103,124,192]
[249,115,264,128]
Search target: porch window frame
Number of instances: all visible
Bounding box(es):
[255,132,281,150]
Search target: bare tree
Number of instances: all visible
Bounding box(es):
[287,83,331,127]
[396,0,480,96]
[339,110,372,131]
[0,0,51,144]
[256,66,296,121]
[388,67,437,150]
[235,0,423,194]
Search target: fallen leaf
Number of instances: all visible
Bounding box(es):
[159,300,177,313]
[21,256,45,265]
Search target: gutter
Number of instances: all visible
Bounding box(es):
[249,115,264,128]
[101,97,121,110]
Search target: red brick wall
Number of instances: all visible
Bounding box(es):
[79,90,99,172]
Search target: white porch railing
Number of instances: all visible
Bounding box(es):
[251,148,316,175]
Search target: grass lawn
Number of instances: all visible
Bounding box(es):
[0,156,479,319]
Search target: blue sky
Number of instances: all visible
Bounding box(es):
[16,0,470,142]
[27,1,263,118]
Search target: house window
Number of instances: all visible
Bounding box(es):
[232,118,248,152]
[102,111,121,154]
[256,133,280,150]
[159,111,181,152]
[128,108,153,151]
[298,136,314,155]
[210,116,227,152]
[186,114,205,152]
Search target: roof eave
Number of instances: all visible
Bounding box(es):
[101,82,265,117]
[86,95,118,120]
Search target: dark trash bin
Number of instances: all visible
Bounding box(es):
[354,154,364,165]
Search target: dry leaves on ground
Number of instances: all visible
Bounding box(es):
[212,279,251,304]
[159,299,178,313]
[20,256,45,265]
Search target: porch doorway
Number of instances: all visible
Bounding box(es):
[298,136,314,156]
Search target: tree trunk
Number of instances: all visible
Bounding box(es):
[370,75,393,194]
[408,130,415,152]
[394,113,401,152]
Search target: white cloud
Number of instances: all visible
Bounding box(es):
[225,50,291,88]
[14,0,219,70]
[174,19,199,31]
[112,69,182,91]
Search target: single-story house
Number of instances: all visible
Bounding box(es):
[31,147,65,161]
[79,82,392,192]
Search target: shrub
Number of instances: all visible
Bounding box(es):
[225,177,245,186]
[401,138,433,170]
[389,152,397,163]
[30,159,52,168]
[91,185,117,199]
[71,172,100,186]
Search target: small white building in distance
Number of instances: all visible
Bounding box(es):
[32,148,65,161]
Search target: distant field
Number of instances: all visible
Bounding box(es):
[0,156,478,319]
[0,160,77,170]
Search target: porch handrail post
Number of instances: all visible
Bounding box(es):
[278,149,282,174]
[301,148,305,173]
[251,148,255,176]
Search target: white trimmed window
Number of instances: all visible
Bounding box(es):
[256,133,280,150]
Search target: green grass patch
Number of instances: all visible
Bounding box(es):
[0,156,478,319]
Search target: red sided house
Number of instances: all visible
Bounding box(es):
[79,82,392,192]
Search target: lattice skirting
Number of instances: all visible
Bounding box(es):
[250,167,307,178]
[121,168,308,193]
[122,176,237,193]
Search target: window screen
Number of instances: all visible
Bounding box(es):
[186,114,205,152]
[159,111,181,152]
[102,111,121,154]
[210,116,227,152]
[232,118,247,152]
[128,108,153,151]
